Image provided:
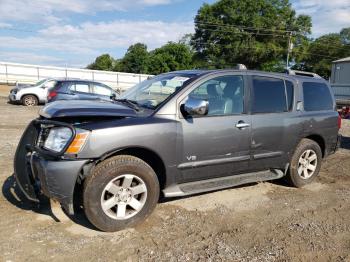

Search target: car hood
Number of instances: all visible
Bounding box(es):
[17,84,35,90]
[39,100,138,118]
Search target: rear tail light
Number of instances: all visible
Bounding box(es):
[48,91,57,100]
[338,114,342,129]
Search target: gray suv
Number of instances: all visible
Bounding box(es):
[14,69,340,232]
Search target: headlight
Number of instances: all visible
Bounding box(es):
[44,127,73,152]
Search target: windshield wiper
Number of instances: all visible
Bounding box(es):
[115,99,141,111]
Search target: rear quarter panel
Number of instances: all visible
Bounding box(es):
[298,79,339,156]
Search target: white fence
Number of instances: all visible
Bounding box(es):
[0,62,152,91]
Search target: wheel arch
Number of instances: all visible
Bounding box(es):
[304,134,326,157]
[20,93,39,102]
[98,146,167,190]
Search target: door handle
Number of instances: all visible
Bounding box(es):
[235,122,250,129]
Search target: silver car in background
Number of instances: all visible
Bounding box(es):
[8,78,57,106]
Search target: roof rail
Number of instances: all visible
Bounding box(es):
[286,69,322,78]
[236,64,247,70]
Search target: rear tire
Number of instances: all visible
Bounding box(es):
[22,95,38,106]
[287,138,322,188]
[83,155,159,232]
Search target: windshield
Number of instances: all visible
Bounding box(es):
[35,79,48,86]
[121,73,197,109]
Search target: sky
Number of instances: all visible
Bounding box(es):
[0,0,349,68]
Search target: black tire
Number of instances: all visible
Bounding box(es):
[83,155,160,232]
[22,95,38,106]
[286,138,322,188]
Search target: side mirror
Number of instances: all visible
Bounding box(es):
[110,93,117,100]
[182,97,209,116]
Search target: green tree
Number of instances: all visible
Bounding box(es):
[87,54,114,71]
[191,0,312,70]
[293,28,350,78]
[118,43,149,74]
[148,42,194,74]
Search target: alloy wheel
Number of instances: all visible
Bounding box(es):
[24,96,36,106]
[100,174,147,220]
[297,149,318,179]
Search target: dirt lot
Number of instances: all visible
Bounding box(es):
[0,96,349,262]
[0,84,13,97]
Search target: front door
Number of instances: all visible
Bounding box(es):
[177,74,252,183]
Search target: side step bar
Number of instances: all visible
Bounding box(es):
[163,169,284,197]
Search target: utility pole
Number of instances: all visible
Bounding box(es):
[286,32,293,69]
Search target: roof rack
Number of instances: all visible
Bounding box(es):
[285,69,322,78]
[235,64,247,70]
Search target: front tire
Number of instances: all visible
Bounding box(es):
[287,138,322,188]
[83,155,159,232]
[22,95,38,106]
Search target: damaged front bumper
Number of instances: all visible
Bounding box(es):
[14,119,90,214]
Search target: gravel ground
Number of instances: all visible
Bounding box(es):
[0,97,349,262]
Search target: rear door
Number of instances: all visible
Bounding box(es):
[177,73,252,183]
[69,82,95,100]
[248,74,301,171]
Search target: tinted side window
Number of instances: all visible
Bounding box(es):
[285,80,294,110]
[45,80,56,89]
[303,82,333,111]
[93,84,113,96]
[189,75,244,116]
[70,83,90,93]
[252,76,286,113]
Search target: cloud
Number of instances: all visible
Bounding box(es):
[0,51,64,64]
[0,20,193,66]
[0,0,177,24]
[0,22,12,28]
[293,0,350,36]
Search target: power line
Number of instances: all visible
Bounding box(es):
[194,23,350,54]
[194,21,350,49]
[195,20,296,34]
[191,39,341,60]
[193,26,290,38]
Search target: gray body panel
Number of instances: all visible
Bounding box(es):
[14,69,340,213]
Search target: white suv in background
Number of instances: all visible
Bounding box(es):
[8,78,57,106]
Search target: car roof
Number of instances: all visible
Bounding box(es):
[170,69,326,83]
[56,78,109,85]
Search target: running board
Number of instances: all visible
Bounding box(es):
[163,169,284,197]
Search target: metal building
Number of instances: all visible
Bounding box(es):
[331,57,350,105]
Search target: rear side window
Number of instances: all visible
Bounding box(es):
[44,80,56,89]
[93,84,113,96]
[303,82,333,111]
[252,76,287,113]
[70,83,90,93]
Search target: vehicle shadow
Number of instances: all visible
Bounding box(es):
[340,135,350,150]
[2,174,58,220]
[2,174,97,230]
